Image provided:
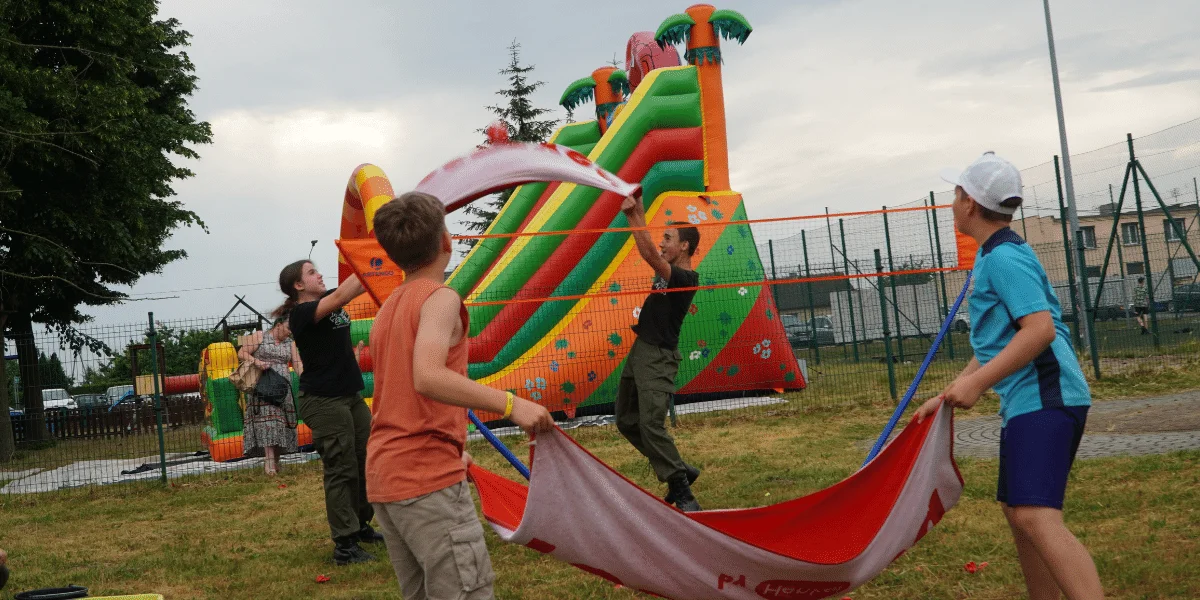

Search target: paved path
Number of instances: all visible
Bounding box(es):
[953,391,1200,459]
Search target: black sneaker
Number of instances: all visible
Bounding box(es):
[355,524,386,544]
[663,464,701,504]
[333,541,376,566]
[667,472,702,512]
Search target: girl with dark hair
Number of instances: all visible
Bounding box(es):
[277,260,379,566]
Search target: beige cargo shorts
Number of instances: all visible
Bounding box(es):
[373,481,495,600]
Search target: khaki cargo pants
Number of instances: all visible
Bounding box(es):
[374,481,496,600]
[615,337,688,482]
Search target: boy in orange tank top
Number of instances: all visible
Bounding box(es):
[368,192,554,599]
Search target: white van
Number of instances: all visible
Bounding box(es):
[41,388,76,410]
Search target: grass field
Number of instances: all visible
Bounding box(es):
[3,357,1199,600]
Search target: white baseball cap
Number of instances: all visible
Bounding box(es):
[939,152,1023,215]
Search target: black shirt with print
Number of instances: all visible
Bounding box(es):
[631,265,699,350]
[289,289,364,397]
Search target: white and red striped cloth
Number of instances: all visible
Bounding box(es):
[469,405,962,600]
[414,142,639,213]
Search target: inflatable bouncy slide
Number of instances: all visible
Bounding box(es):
[337,6,802,421]
[198,2,801,460]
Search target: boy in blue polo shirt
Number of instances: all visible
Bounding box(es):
[917,152,1103,600]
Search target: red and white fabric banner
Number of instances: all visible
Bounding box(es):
[414,142,640,213]
[469,405,962,600]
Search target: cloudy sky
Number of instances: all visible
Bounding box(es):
[85,0,1200,326]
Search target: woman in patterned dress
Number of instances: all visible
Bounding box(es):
[237,319,302,476]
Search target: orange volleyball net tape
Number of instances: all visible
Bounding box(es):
[340,203,978,309]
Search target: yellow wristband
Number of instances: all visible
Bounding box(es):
[503,391,515,420]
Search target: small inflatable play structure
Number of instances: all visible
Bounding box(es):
[197,333,381,462]
[198,323,385,462]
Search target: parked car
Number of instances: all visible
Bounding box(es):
[952,312,970,333]
[105,385,135,406]
[1173,283,1200,312]
[41,388,75,410]
[74,393,110,410]
[1059,303,1133,323]
[785,315,836,347]
[108,391,150,412]
[781,313,805,339]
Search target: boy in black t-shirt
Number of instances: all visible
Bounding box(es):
[617,193,703,511]
[275,260,379,565]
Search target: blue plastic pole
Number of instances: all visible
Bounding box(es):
[468,410,531,480]
[862,272,973,467]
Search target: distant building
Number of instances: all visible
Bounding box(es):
[1015,202,1199,283]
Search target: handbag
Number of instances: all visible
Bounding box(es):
[254,368,291,407]
[229,358,262,393]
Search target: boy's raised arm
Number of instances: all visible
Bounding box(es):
[622,194,672,281]
[412,288,554,433]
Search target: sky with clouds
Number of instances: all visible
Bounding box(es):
[82,0,1200,327]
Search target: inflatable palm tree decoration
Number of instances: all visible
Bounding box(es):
[560,67,631,135]
[654,4,751,191]
[654,5,751,65]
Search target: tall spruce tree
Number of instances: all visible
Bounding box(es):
[460,41,558,250]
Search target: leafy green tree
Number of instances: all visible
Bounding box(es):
[0,0,212,454]
[460,41,559,252]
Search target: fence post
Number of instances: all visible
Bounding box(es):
[1054,156,1084,350]
[801,230,821,365]
[839,219,860,362]
[1128,135,1160,347]
[929,193,956,360]
[876,250,898,401]
[1166,236,1177,314]
[147,313,169,485]
[768,239,779,311]
[1075,234,1102,379]
[910,254,923,338]
[1108,184,1128,283]
[882,206,904,360]
[826,207,848,359]
[835,290,849,359]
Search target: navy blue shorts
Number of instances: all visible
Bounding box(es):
[997,406,1089,509]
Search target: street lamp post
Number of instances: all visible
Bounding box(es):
[1042,0,1090,343]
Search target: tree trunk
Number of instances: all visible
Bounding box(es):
[0,311,14,462]
[13,312,47,443]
